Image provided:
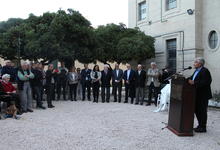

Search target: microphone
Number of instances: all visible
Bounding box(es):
[183,66,192,71]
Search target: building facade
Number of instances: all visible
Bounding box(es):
[129,0,220,93]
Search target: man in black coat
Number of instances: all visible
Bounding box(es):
[135,64,146,105]
[31,63,46,109]
[188,58,212,133]
[112,63,123,103]
[101,65,112,103]
[45,64,56,108]
[123,64,136,104]
[1,60,17,83]
[80,64,92,101]
[57,62,68,100]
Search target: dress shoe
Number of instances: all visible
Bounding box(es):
[48,105,55,108]
[27,109,34,112]
[194,127,206,133]
[140,103,143,105]
[124,101,128,103]
[135,103,139,105]
[146,103,151,106]
[113,100,117,102]
[38,106,46,109]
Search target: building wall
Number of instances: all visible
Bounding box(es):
[128,0,220,92]
[129,0,197,72]
[202,0,220,93]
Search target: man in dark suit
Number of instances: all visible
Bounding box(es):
[188,58,212,133]
[135,64,146,105]
[80,64,92,101]
[112,63,123,103]
[101,65,112,103]
[123,64,136,104]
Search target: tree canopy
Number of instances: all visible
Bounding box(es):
[0,9,155,66]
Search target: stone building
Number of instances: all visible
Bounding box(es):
[128,0,220,92]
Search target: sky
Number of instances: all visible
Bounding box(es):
[0,0,128,27]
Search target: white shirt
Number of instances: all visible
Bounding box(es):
[116,69,119,77]
[127,69,131,80]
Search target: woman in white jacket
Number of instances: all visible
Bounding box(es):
[90,65,101,103]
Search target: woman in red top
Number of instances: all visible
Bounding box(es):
[0,74,21,114]
[1,74,16,93]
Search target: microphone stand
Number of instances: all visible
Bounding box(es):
[163,67,191,83]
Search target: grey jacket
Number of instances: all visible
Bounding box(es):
[67,72,79,84]
[147,68,161,87]
[90,71,102,83]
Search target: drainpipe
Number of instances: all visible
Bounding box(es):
[161,0,163,22]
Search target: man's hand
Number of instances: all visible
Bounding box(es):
[188,80,194,85]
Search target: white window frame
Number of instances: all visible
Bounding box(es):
[138,1,147,21]
[166,0,177,11]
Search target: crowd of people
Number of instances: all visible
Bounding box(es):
[0,60,169,119]
[0,58,213,133]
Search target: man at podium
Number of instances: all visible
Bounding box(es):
[188,57,212,133]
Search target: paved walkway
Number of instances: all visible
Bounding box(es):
[0,100,220,150]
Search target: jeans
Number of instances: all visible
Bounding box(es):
[20,82,33,111]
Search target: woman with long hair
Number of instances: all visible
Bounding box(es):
[90,65,101,103]
[67,67,79,101]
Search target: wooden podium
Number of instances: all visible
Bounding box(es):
[167,75,195,136]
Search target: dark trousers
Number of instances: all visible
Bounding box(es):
[148,82,160,105]
[135,87,144,104]
[0,93,21,112]
[69,84,78,101]
[92,82,100,102]
[125,85,135,103]
[32,85,43,107]
[195,98,209,128]
[57,81,67,100]
[101,86,110,103]
[113,83,122,102]
[46,84,55,106]
[82,81,91,100]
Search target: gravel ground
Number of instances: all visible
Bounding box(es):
[0,100,220,150]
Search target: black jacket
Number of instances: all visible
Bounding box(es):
[31,68,44,87]
[123,69,136,87]
[46,70,56,86]
[81,69,92,83]
[135,70,146,88]
[101,70,112,87]
[190,67,212,100]
[112,69,123,85]
[1,66,17,82]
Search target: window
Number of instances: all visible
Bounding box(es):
[209,31,218,49]
[138,1,147,21]
[166,0,177,10]
[166,39,177,72]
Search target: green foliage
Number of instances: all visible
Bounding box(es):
[0,10,155,66]
[95,23,155,64]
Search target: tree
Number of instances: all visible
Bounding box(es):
[95,24,155,64]
[95,23,125,63]
[0,9,97,67]
[117,30,155,64]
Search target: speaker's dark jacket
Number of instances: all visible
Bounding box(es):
[190,67,212,100]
